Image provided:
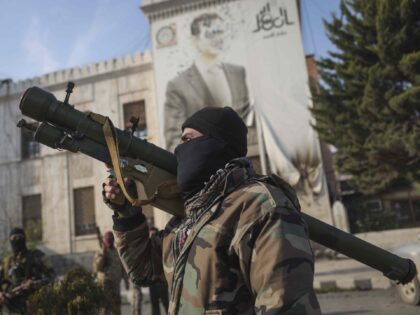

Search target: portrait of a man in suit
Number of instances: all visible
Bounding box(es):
[164,13,250,151]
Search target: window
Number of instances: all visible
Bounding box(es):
[22,194,42,241]
[74,187,96,236]
[390,200,412,225]
[21,123,40,159]
[123,100,147,138]
[413,199,420,222]
[364,199,383,213]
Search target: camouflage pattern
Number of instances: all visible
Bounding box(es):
[0,249,55,314]
[114,165,321,314]
[93,247,127,286]
[132,284,143,315]
[100,280,122,315]
[93,247,128,315]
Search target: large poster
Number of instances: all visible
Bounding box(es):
[151,0,331,222]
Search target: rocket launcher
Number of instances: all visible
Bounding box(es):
[17,84,417,286]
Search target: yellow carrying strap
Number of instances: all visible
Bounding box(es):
[100,115,155,207]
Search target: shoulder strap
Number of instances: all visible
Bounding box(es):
[257,174,301,212]
[89,113,161,208]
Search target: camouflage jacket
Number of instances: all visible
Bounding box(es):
[0,249,54,291]
[113,163,320,315]
[93,247,128,287]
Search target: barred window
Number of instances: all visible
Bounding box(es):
[74,187,96,236]
[22,194,42,241]
[123,100,147,138]
[390,200,413,225]
[21,123,40,159]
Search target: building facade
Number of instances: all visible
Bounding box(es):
[0,52,158,255]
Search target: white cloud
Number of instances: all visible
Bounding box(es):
[22,17,60,74]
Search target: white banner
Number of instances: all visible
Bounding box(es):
[151,0,331,222]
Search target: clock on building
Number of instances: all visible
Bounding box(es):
[156,24,177,47]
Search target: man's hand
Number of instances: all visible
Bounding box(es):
[103,176,136,206]
[103,176,124,203]
[103,163,128,206]
[102,172,141,217]
[9,279,32,297]
[20,279,33,290]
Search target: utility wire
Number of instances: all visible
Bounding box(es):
[119,29,151,56]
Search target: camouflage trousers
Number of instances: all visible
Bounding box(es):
[131,285,142,315]
[99,281,121,315]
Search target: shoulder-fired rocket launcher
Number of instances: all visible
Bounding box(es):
[17,84,417,286]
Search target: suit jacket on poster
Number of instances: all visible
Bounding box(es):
[164,63,250,152]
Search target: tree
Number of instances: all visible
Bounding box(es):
[312,0,420,194]
[28,267,108,315]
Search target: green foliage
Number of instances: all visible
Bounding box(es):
[312,0,420,194]
[27,267,108,315]
[354,208,397,232]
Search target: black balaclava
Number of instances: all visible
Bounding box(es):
[9,227,26,254]
[175,107,248,199]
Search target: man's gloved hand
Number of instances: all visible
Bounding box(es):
[102,176,141,217]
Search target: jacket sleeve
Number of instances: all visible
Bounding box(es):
[112,212,166,286]
[234,207,321,315]
[164,80,188,152]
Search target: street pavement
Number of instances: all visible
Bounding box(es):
[119,287,420,315]
[118,258,408,314]
[121,289,419,315]
[318,289,419,315]
[121,288,165,315]
[122,302,155,315]
[314,257,392,290]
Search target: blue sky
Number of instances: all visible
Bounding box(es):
[0,0,340,81]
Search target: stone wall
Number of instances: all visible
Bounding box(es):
[0,52,153,99]
[0,52,157,254]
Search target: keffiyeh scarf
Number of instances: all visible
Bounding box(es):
[172,157,255,260]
